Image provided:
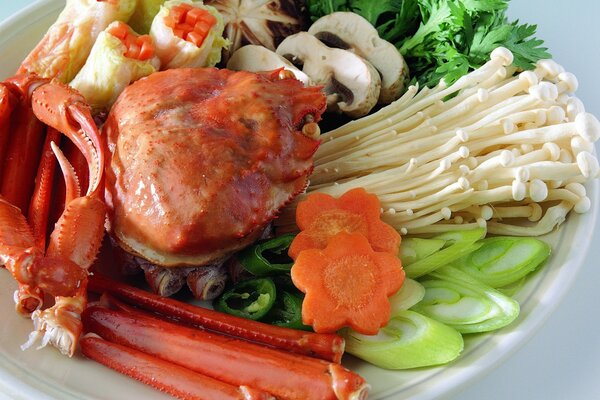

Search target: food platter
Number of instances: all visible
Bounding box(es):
[0,1,598,399]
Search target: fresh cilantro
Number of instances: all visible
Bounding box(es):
[307,0,550,88]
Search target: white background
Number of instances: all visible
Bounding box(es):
[0,1,599,399]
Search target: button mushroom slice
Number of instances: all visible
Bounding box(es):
[227,45,312,86]
[277,32,381,118]
[308,11,409,104]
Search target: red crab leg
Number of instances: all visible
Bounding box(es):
[16,80,107,356]
[88,274,345,363]
[0,196,87,297]
[15,284,44,315]
[28,127,62,249]
[83,305,369,400]
[0,84,16,181]
[0,76,47,213]
[80,334,275,400]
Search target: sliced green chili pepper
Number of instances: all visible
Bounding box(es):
[264,291,311,330]
[236,234,295,276]
[214,278,276,320]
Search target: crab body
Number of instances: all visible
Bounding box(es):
[104,67,326,267]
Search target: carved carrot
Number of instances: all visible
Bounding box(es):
[288,188,400,260]
[291,232,405,335]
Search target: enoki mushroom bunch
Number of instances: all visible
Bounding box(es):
[277,47,600,236]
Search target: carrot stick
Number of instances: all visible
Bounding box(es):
[80,335,274,400]
[87,273,345,363]
[82,306,369,400]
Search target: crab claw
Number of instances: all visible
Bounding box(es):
[31,80,103,196]
[0,196,87,298]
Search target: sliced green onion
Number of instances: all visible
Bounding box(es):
[214,278,276,320]
[263,291,310,330]
[400,237,446,266]
[452,236,550,288]
[404,228,486,278]
[343,310,464,369]
[389,278,425,316]
[236,234,295,276]
[413,266,520,333]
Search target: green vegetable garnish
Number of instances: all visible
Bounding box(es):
[452,236,551,288]
[343,310,464,369]
[236,234,295,276]
[263,291,311,330]
[413,265,520,333]
[389,278,425,316]
[307,0,550,87]
[214,278,277,320]
[403,228,486,278]
[400,237,446,266]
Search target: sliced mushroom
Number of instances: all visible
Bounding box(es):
[227,45,312,86]
[308,12,409,104]
[204,0,308,63]
[276,32,381,118]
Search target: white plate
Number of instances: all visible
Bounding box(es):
[0,1,598,399]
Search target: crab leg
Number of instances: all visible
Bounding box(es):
[0,84,16,179]
[88,274,345,363]
[0,76,47,213]
[13,80,107,356]
[81,334,275,400]
[0,196,88,298]
[83,305,369,400]
[28,128,63,249]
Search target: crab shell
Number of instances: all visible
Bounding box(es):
[103,68,326,267]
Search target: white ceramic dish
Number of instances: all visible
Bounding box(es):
[0,1,598,399]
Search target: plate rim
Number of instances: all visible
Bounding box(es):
[0,1,598,399]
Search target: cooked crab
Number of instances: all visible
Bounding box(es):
[103,67,326,282]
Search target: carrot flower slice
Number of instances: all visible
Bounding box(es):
[291,232,405,335]
[289,188,401,259]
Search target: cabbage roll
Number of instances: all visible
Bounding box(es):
[70,21,160,113]
[18,0,137,83]
[149,0,229,69]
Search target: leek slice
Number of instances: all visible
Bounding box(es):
[343,310,464,369]
[389,278,425,316]
[400,237,445,266]
[404,228,486,278]
[413,266,519,333]
[452,236,550,288]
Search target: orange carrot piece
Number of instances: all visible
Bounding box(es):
[107,21,129,40]
[291,232,405,335]
[164,4,216,47]
[186,31,204,47]
[137,36,155,61]
[170,4,191,24]
[289,188,401,259]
